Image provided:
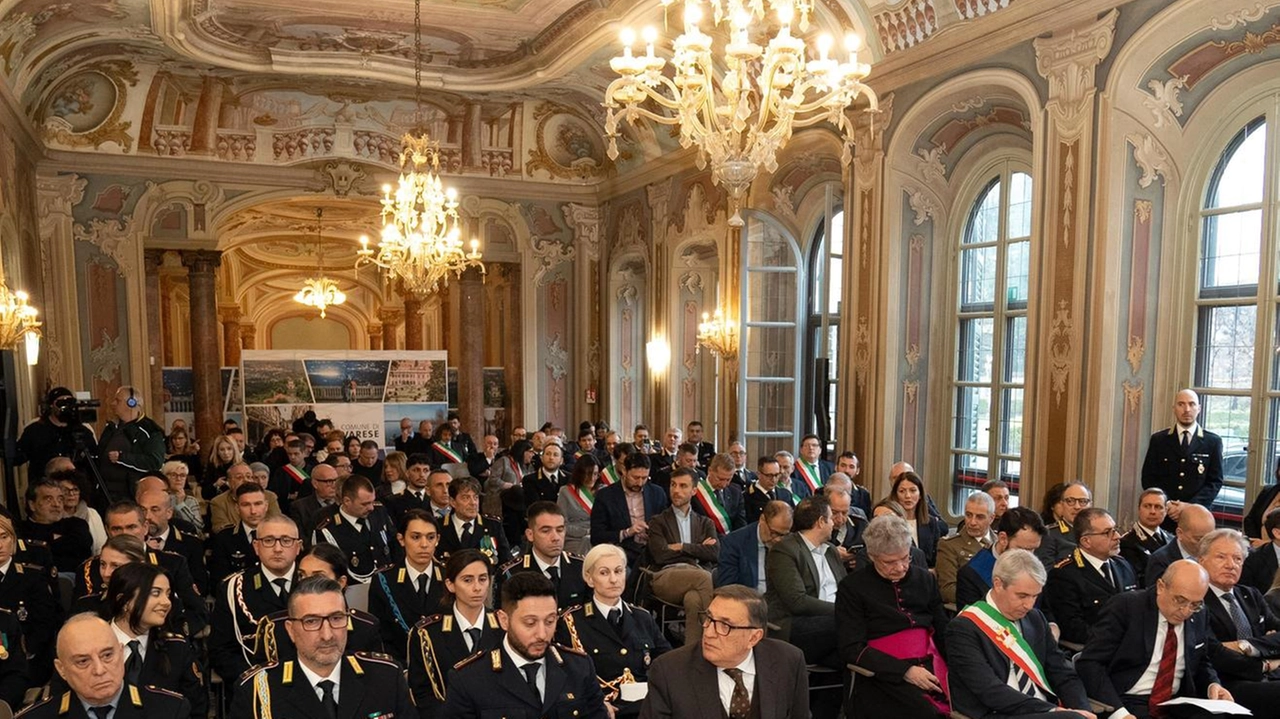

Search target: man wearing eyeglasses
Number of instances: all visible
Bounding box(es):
[715,501,793,592]
[640,585,809,719]
[1077,559,1234,718]
[1043,507,1138,646]
[232,576,414,719]
[210,514,301,692]
[1144,503,1216,589]
[1036,482,1092,569]
[745,457,794,524]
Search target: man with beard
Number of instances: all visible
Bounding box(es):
[231,576,414,719]
[443,571,606,718]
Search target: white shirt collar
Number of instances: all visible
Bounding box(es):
[453,513,478,535]
[0,559,12,575]
[1079,550,1109,573]
[454,606,486,632]
[295,658,342,698]
[339,508,364,526]
[111,622,149,655]
[405,560,434,586]
[261,564,293,587]
[503,635,543,670]
[593,597,623,618]
[533,552,560,574]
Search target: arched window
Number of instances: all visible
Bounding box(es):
[949,165,1032,512]
[1193,116,1277,526]
[805,204,844,449]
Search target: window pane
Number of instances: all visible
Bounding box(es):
[954,386,992,452]
[964,180,1001,245]
[746,271,797,323]
[830,210,844,256]
[1008,172,1033,239]
[1000,388,1024,455]
[1273,309,1280,392]
[1005,316,1027,383]
[1206,120,1266,209]
[1201,210,1262,290]
[744,384,795,433]
[747,221,795,267]
[745,325,797,379]
[1006,240,1030,309]
[951,453,990,513]
[998,459,1022,502]
[827,257,843,314]
[960,246,997,308]
[1198,305,1257,389]
[958,317,994,383]
[1200,394,1251,456]
[1264,398,1280,487]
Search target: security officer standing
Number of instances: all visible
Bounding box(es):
[500,502,588,609]
[231,576,414,719]
[19,614,190,719]
[1141,388,1225,530]
[443,572,607,718]
[312,475,399,583]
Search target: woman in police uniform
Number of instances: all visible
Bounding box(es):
[556,543,671,717]
[408,549,503,719]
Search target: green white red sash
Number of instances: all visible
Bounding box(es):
[795,460,823,494]
[568,485,594,513]
[693,480,730,534]
[283,464,309,487]
[434,441,464,463]
[958,600,1054,698]
[599,464,620,487]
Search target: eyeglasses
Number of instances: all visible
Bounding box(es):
[1061,497,1092,507]
[254,536,300,548]
[288,613,348,631]
[1083,527,1121,538]
[312,478,337,484]
[1167,593,1205,612]
[59,486,80,494]
[698,611,761,637]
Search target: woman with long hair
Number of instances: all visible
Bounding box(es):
[382,450,408,498]
[161,459,205,532]
[165,427,202,477]
[201,434,241,498]
[407,549,502,719]
[889,471,947,566]
[557,455,599,555]
[345,434,362,459]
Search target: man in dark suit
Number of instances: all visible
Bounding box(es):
[382,453,433,525]
[500,502,588,609]
[947,548,1094,719]
[1242,507,1280,593]
[835,451,872,517]
[312,475,400,582]
[1043,507,1139,645]
[789,434,833,499]
[693,453,746,534]
[523,441,566,504]
[726,441,756,489]
[764,495,845,670]
[289,462,340,541]
[207,483,266,585]
[1076,560,1234,718]
[744,456,793,523]
[442,572,607,718]
[1120,488,1173,586]
[1196,529,1280,714]
[956,507,1046,610]
[590,453,669,569]
[715,501,793,591]
[685,420,716,469]
[640,585,809,719]
[647,468,718,645]
[1141,389,1225,531]
[447,411,479,461]
[367,509,444,660]
[436,476,512,564]
[1144,503,1215,588]
[267,437,316,515]
[138,487,209,595]
[232,576,415,719]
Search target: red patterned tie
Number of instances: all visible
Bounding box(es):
[1149,624,1179,718]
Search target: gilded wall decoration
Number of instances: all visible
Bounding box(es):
[904,380,919,405]
[73,215,137,277]
[1049,300,1073,405]
[1127,336,1146,375]
[1060,143,1075,246]
[1122,379,1143,415]
[88,328,122,385]
[853,316,871,391]
[40,60,138,150]
[525,102,612,181]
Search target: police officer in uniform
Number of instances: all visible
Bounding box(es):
[500,502,588,609]
[139,487,210,595]
[437,477,512,563]
[1042,508,1138,646]
[556,544,670,717]
[232,577,414,719]
[407,549,503,719]
[443,571,607,719]
[744,457,794,523]
[1141,389,1225,531]
[208,483,272,585]
[0,514,62,686]
[312,475,399,583]
[18,614,191,719]
[367,510,445,661]
[209,515,301,691]
[0,607,29,708]
[1034,481,1091,569]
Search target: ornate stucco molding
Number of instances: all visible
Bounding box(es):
[1127,133,1172,189]
[563,203,600,262]
[73,215,138,277]
[1033,10,1117,133]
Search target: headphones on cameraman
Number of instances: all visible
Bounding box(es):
[125,386,138,409]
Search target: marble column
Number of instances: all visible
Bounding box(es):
[646,183,673,435]
[564,203,601,424]
[144,250,166,416]
[403,292,426,351]
[717,222,742,447]
[368,324,383,351]
[220,306,241,367]
[187,75,224,156]
[501,265,524,433]
[182,250,223,443]
[380,309,402,350]
[239,324,256,351]
[457,267,485,438]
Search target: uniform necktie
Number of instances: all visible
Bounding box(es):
[723,667,751,719]
[462,521,474,542]
[465,627,482,651]
[1181,430,1190,450]
[273,578,289,598]
[249,529,256,543]
[89,706,113,719]
[608,608,622,631]
[1222,592,1254,640]
[417,574,431,603]
[436,507,448,520]
[547,564,560,587]
[1149,624,1179,718]
[1102,560,1116,589]
[317,679,338,719]
[357,517,370,537]
[124,639,142,686]
[414,491,425,502]
[523,663,541,701]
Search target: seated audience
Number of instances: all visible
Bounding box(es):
[20,476,93,573]
[1241,507,1280,593]
[367,509,444,660]
[161,460,204,534]
[54,471,106,554]
[590,454,669,573]
[312,474,401,582]
[889,471,947,567]
[1243,461,1280,545]
[764,494,843,669]
[715,500,793,592]
[500,501,587,609]
[692,453,746,534]
[956,507,1046,609]
[1119,488,1173,586]
[789,434,833,499]
[557,455,599,555]
[835,451,872,516]
[0,513,61,686]
[745,455,794,523]
[1035,481,1091,569]
[436,476,511,564]
[522,440,566,505]
[208,462,281,534]
[825,487,867,570]
[1144,503,1215,587]
[936,491,996,605]
[1043,507,1138,646]
[646,468,717,644]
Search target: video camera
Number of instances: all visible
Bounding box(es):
[51,395,100,425]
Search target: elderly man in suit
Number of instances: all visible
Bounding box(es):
[1144,503,1215,588]
[1120,488,1174,586]
[1241,508,1280,593]
[1076,559,1234,718]
[764,494,845,670]
[715,501,793,592]
[591,454,669,570]
[1142,389,1225,531]
[639,585,809,719]
[693,453,747,534]
[947,548,1095,719]
[647,468,717,645]
[1043,507,1139,646]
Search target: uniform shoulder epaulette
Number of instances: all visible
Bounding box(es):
[19,538,48,548]
[560,603,586,618]
[564,552,584,562]
[1052,555,1073,569]
[353,650,399,667]
[142,685,185,699]
[482,513,502,524]
[499,556,524,573]
[349,609,378,626]
[415,613,445,629]
[13,692,55,718]
[454,650,488,671]
[553,642,587,658]
[313,514,336,530]
[236,662,276,686]
[157,631,188,643]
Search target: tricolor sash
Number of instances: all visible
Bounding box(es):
[283,464,309,487]
[568,485,594,514]
[693,480,731,534]
[433,441,464,464]
[958,601,1054,699]
[795,460,822,494]
[599,464,620,487]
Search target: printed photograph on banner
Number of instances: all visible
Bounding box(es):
[244,404,314,444]
[304,359,391,403]
[385,359,446,403]
[483,367,506,409]
[447,368,458,411]
[242,358,314,404]
[222,368,243,413]
[383,403,448,448]
[162,368,194,414]
[483,407,507,438]
[312,403,384,444]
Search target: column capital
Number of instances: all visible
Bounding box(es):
[1033,9,1116,128]
[563,203,601,261]
[378,308,403,325]
[181,249,222,274]
[143,249,167,271]
[219,305,242,323]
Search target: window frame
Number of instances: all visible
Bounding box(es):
[804,189,844,452]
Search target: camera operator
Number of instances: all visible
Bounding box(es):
[97,385,165,501]
[14,387,98,482]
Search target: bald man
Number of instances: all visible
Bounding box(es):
[97,386,166,500]
[1144,504,1215,588]
[18,614,191,719]
[1141,389,1224,529]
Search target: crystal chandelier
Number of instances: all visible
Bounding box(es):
[696,307,739,358]
[356,0,483,297]
[604,0,878,226]
[294,208,347,319]
[0,267,40,365]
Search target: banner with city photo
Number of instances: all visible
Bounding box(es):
[239,349,448,449]
[162,366,243,436]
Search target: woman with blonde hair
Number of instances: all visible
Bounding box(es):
[381,450,408,498]
[200,434,240,498]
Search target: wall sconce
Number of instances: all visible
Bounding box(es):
[646,338,671,375]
